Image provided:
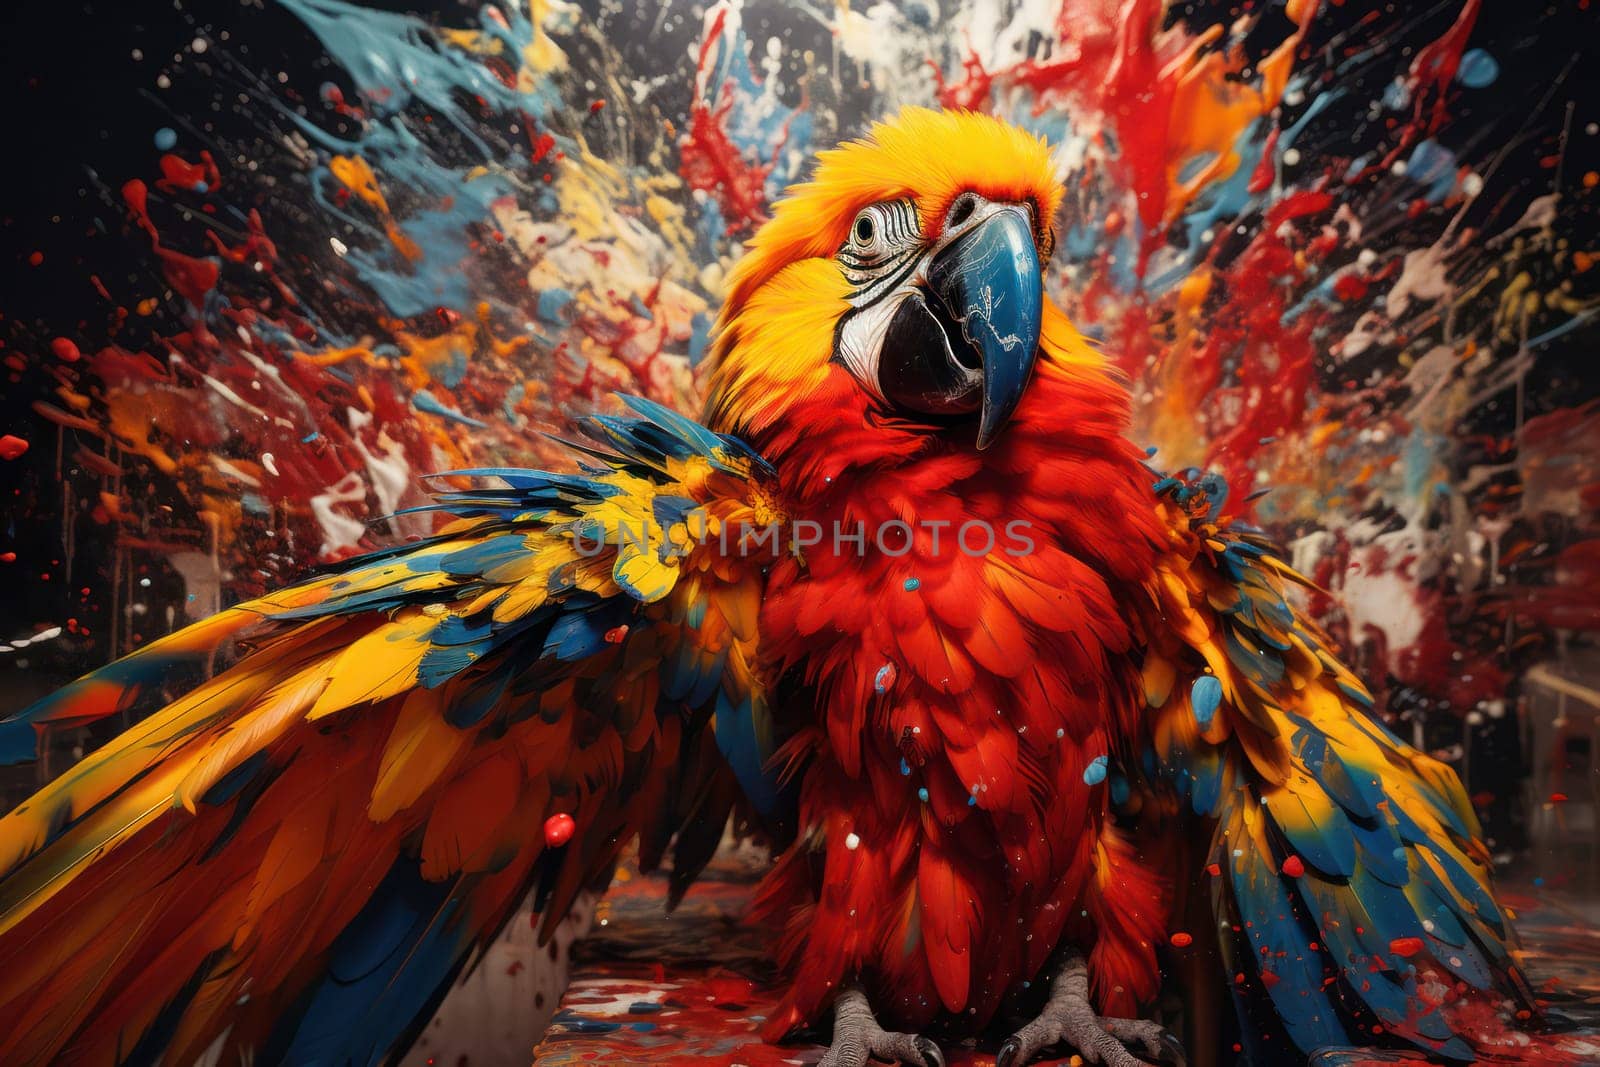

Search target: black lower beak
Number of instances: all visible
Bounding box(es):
[876,207,1043,449]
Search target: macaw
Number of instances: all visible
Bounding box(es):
[0,108,1534,1067]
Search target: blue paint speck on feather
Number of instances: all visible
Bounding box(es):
[1083,755,1109,786]
[874,663,895,693]
[1192,675,1223,726]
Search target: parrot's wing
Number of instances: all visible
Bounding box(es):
[0,395,785,1067]
[1140,475,1534,1062]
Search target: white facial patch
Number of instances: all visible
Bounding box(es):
[834,291,911,401]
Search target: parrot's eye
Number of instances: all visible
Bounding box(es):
[838,199,922,305]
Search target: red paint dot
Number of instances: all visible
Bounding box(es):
[28,251,43,266]
[0,552,14,563]
[1206,862,1222,877]
[543,812,576,848]
[1389,937,1424,958]
[1169,932,1193,948]
[604,624,629,644]
[1280,855,1305,878]
[0,435,29,461]
[1550,792,1569,804]
[51,337,81,362]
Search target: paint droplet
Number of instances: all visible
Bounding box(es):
[844,832,861,851]
[1280,855,1305,878]
[1169,932,1193,948]
[1550,792,1569,803]
[543,812,576,847]
[1389,936,1423,958]
[1206,862,1221,877]
[1456,49,1499,88]
[154,127,177,151]
[0,553,15,564]
[191,36,209,54]
[1083,755,1109,786]
[604,624,629,644]
[1191,675,1222,726]
[1282,147,1301,167]
[917,787,930,802]
[330,237,348,256]
[902,577,920,591]
[874,662,896,693]
[261,452,279,477]
[51,338,81,362]
[0,435,30,461]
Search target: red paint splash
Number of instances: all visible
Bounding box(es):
[122,179,222,311]
[678,7,775,234]
[1408,0,1482,132]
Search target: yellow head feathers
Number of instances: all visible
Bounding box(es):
[703,108,1064,438]
[717,108,1062,326]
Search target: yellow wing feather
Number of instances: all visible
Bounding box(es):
[1141,477,1532,1059]
[0,400,780,1065]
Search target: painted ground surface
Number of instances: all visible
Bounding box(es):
[524,846,1600,1066]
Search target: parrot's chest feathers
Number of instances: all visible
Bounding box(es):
[764,470,1144,838]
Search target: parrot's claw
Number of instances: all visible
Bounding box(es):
[995,955,1185,1067]
[819,985,946,1067]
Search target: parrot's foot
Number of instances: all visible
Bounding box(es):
[995,955,1185,1067]
[819,985,946,1067]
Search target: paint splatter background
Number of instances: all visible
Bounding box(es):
[0,0,1597,1058]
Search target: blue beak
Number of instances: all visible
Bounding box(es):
[927,206,1043,449]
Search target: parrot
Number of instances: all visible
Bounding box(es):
[0,107,1536,1067]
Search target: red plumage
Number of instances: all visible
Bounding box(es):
[747,352,1173,1038]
